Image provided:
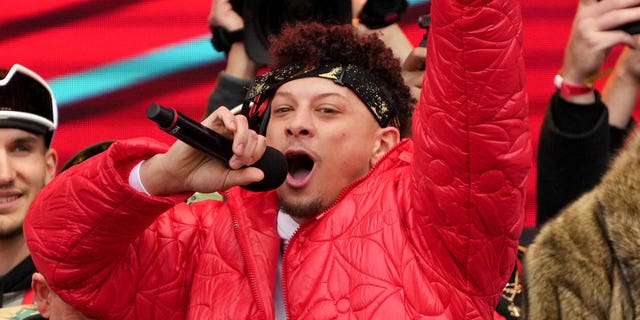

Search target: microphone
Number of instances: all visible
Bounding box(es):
[146,103,287,192]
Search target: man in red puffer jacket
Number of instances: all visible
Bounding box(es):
[24,0,531,318]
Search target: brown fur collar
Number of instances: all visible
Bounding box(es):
[596,130,640,314]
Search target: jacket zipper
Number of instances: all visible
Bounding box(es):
[227,192,269,320]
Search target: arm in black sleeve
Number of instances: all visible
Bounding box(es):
[609,118,635,155]
[206,72,251,116]
[536,91,610,226]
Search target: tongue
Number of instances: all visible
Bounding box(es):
[291,168,310,180]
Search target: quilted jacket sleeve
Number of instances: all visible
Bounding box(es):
[24,138,211,319]
[412,0,531,306]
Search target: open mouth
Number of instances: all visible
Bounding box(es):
[287,153,314,179]
[285,152,316,188]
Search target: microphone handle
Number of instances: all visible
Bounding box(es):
[148,104,233,163]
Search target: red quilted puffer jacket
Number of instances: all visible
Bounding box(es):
[24,0,530,318]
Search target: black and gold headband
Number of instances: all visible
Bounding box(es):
[243,63,399,132]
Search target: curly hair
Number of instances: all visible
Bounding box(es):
[267,22,415,138]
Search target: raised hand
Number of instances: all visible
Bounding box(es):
[208,0,243,31]
[402,46,426,104]
[561,0,640,86]
[602,35,640,127]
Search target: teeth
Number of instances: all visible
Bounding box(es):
[0,195,19,203]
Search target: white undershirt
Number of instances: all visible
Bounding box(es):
[128,163,300,319]
[275,210,300,319]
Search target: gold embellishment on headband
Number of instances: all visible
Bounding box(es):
[318,66,344,82]
[251,81,268,98]
[368,95,388,120]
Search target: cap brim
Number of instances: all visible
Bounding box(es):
[0,118,50,135]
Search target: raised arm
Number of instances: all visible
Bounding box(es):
[602,43,640,134]
[411,0,531,302]
[205,0,257,117]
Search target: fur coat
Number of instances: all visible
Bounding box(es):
[525,131,640,319]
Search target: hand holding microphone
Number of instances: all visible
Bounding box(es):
[147,103,287,192]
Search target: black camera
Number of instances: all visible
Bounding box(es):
[618,20,640,35]
[232,0,408,65]
[417,0,432,48]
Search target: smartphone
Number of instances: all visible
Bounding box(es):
[418,14,430,48]
[618,20,640,35]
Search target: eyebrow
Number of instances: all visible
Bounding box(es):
[12,135,40,145]
[273,91,348,101]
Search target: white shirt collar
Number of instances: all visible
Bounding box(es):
[277,209,299,243]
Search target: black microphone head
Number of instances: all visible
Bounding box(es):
[147,103,175,128]
[243,146,288,192]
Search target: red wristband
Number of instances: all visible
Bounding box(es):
[554,74,593,99]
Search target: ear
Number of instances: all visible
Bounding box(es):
[44,149,58,184]
[32,273,52,318]
[370,127,400,166]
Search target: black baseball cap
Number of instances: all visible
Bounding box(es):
[0,64,58,147]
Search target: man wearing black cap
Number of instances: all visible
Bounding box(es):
[25,0,531,318]
[0,64,58,315]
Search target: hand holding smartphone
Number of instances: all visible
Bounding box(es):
[598,1,640,34]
